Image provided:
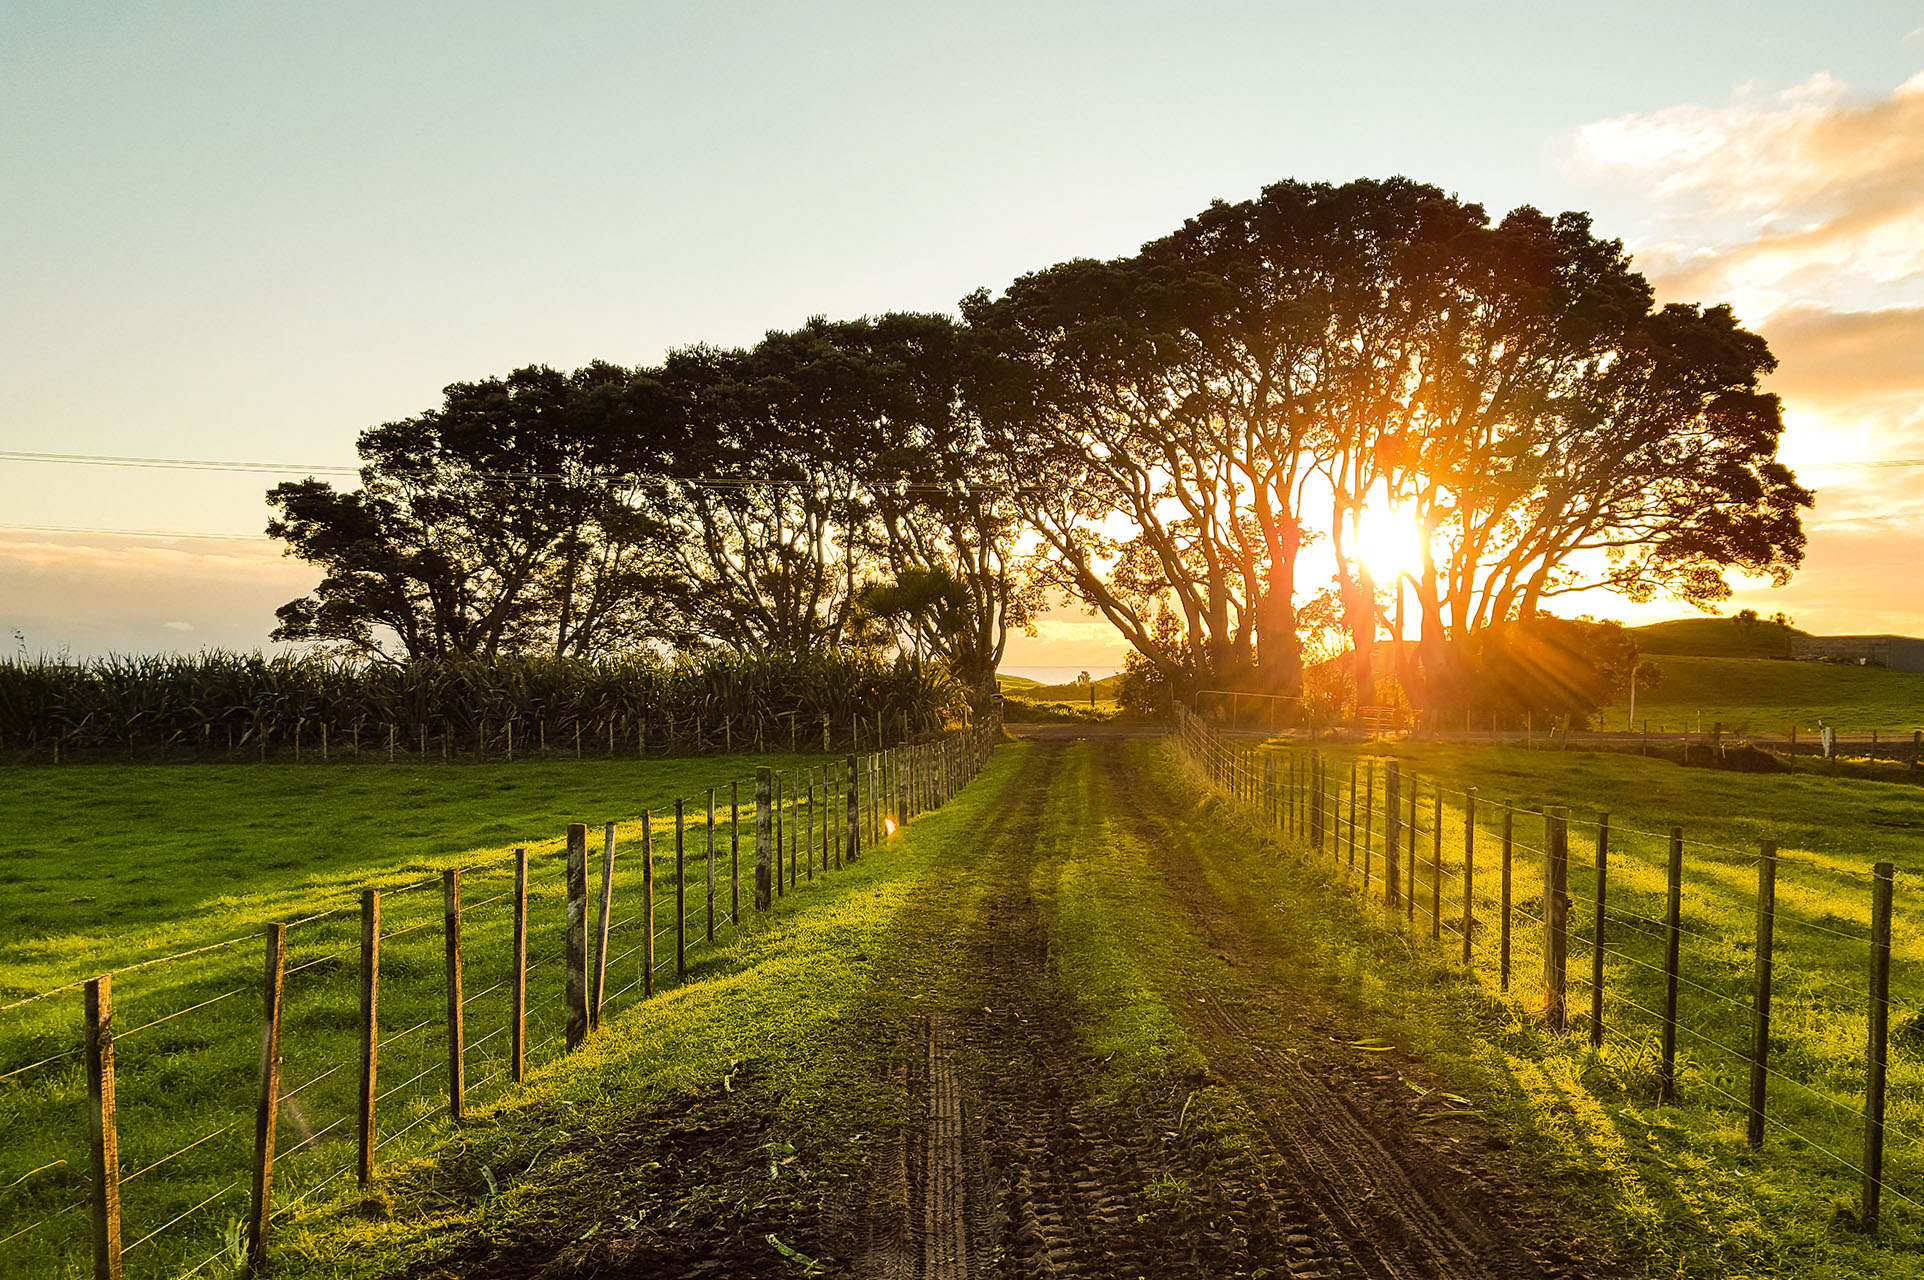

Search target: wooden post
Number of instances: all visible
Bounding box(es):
[1865,860,1894,1229]
[675,799,688,983]
[706,788,717,943]
[443,870,464,1119]
[511,849,527,1084]
[730,781,741,923]
[1590,814,1608,1047]
[1500,803,1514,993]
[1406,784,1419,924]
[357,890,380,1187]
[1462,788,1476,965]
[756,768,773,910]
[85,975,121,1280]
[642,814,655,997]
[565,824,588,1049]
[1347,760,1358,871]
[1430,788,1442,940]
[590,823,615,1029]
[247,922,286,1269]
[1661,826,1682,1102]
[846,753,861,864]
[1544,808,1568,1033]
[1384,762,1401,911]
[1747,841,1777,1148]
[1362,762,1376,894]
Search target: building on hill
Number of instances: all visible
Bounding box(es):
[1789,634,1924,673]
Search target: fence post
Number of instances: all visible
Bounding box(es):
[706,789,717,942]
[1591,814,1609,1047]
[642,814,655,997]
[1748,841,1778,1148]
[731,781,741,922]
[1406,784,1419,924]
[1544,808,1568,1033]
[756,768,773,910]
[1462,788,1476,965]
[590,824,615,1029]
[511,850,527,1084]
[357,889,380,1186]
[444,870,464,1119]
[675,799,688,983]
[1347,760,1358,871]
[774,774,786,897]
[1384,762,1401,911]
[85,975,121,1280]
[247,922,287,1269]
[1864,860,1894,1229]
[1362,762,1376,894]
[846,754,861,863]
[1430,788,1442,941]
[1500,803,1514,993]
[1661,826,1682,1102]
[565,824,588,1049]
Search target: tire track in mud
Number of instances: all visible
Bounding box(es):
[859,740,1356,1280]
[1096,741,1603,1280]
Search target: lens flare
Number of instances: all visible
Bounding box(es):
[884,817,898,836]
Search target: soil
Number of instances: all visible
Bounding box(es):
[401,739,1615,1280]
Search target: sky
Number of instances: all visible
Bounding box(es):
[3,2,1922,665]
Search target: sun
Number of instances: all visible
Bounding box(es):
[1353,503,1427,582]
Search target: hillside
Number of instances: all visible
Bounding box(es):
[1630,615,1807,658]
[1603,653,1924,734]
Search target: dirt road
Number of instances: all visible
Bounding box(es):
[410,738,1607,1280]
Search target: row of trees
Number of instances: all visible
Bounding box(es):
[269,178,1811,717]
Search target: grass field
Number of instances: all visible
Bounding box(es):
[12,732,1924,1277]
[1224,729,1924,1273]
[0,748,856,1279]
[1599,654,1924,734]
[1631,615,1806,659]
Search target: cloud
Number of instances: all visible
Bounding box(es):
[1572,70,1924,318]
[1760,303,1924,405]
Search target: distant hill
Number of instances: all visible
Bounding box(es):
[998,672,1122,700]
[1604,654,1924,733]
[1630,616,1808,659]
[995,673,1042,690]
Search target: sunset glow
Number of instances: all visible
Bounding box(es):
[1353,504,1430,584]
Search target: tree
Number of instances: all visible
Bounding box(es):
[267,363,676,661]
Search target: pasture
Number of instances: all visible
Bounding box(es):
[1600,654,1924,735]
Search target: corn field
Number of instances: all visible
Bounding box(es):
[0,651,966,760]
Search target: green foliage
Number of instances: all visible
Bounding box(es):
[0,650,964,757]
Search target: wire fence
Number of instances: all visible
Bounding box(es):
[1174,705,1922,1231]
[0,716,1001,1279]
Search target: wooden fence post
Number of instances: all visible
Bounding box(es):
[773,774,786,898]
[1362,762,1376,894]
[565,825,588,1049]
[675,799,688,983]
[247,922,287,1269]
[511,850,527,1084]
[756,768,773,910]
[443,871,464,1119]
[1865,860,1894,1229]
[1430,788,1443,941]
[590,824,615,1029]
[1661,826,1682,1101]
[1347,760,1358,871]
[85,975,121,1280]
[1500,803,1514,993]
[1748,841,1778,1148]
[706,789,717,943]
[1462,788,1476,965]
[357,889,380,1186]
[642,813,655,997]
[846,754,861,864]
[1406,784,1419,925]
[1384,762,1401,911]
[1590,814,1609,1047]
[730,782,741,923]
[1544,808,1568,1033]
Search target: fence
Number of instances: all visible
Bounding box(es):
[0,716,1000,1278]
[1174,705,1923,1234]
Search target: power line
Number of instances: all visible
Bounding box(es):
[0,523,273,542]
[0,450,359,475]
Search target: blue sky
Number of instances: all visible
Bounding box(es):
[4,3,1923,659]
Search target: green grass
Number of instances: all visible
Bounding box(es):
[0,749,858,1280]
[1001,696,1124,723]
[1601,654,1924,735]
[1632,616,1806,659]
[1221,733,1924,1276]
